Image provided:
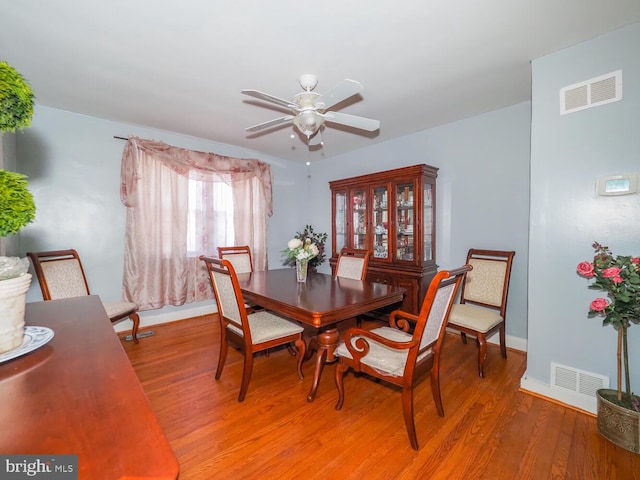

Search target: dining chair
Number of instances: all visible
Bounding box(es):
[447,249,515,378]
[217,245,254,273]
[26,249,140,343]
[200,255,306,402]
[334,264,471,450]
[335,247,371,280]
[336,248,372,327]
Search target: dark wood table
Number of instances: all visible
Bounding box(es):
[0,295,179,480]
[236,269,405,401]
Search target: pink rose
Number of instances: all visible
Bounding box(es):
[602,267,622,279]
[576,261,595,278]
[632,257,640,265]
[590,298,609,312]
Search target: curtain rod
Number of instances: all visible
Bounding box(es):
[113,136,128,141]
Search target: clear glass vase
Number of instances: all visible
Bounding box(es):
[296,259,308,283]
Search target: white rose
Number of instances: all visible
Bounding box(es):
[296,251,310,260]
[288,238,303,250]
[308,244,319,257]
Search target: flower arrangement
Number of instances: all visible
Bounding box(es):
[283,237,320,263]
[282,225,328,272]
[577,241,640,411]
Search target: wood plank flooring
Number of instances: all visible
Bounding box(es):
[121,315,640,479]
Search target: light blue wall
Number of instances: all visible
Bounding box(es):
[308,102,531,341]
[527,23,640,394]
[16,106,308,319]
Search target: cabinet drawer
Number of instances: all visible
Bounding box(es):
[367,272,394,285]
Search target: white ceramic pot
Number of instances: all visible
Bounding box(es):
[0,273,32,354]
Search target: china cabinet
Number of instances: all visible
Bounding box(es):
[329,164,438,314]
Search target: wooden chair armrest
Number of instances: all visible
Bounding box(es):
[388,310,419,331]
[343,327,417,363]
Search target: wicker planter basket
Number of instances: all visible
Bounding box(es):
[597,388,640,454]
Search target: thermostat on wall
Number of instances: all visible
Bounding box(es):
[596,173,639,196]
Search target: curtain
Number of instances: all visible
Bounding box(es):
[120,137,273,310]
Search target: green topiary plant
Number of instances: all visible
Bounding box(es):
[0,61,36,240]
[0,61,35,132]
[0,170,35,237]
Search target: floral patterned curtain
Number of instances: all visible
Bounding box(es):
[120,136,272,310]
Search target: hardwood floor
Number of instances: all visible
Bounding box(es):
[121,315,640,479]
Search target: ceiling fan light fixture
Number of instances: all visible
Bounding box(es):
[293,110,324,137]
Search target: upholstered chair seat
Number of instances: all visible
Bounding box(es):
[226,310,304,344]
[448,304,503,333]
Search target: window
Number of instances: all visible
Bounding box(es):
[187,179,235,257]
[120,137,273,310]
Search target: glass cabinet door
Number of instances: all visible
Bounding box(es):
[351,189,367,249]
[395,182,415,262]
[423,183,433,261]
[334,191,347,253]
[372,186,389,259]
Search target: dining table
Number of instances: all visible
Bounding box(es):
[236,268,405,401]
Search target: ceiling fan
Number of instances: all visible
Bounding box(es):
[241,74,380,141]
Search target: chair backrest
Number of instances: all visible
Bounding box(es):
[335,248,371,280]
[459,249,515,315]
[27,249,91,300]
[413,265,471,353]
[200,255,248,336]
[217,246,254,274]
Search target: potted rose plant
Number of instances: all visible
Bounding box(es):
[577,241,640,453]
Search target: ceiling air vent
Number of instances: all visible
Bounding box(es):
[560,70,622,115]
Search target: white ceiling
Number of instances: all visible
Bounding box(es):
[2,1,640,163]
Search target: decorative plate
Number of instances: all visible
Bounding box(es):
[0,326,55,364]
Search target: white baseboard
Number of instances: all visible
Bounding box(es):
[113,303,218,332]
[519,371,597,414]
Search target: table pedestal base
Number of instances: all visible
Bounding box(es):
[306,327,340,402]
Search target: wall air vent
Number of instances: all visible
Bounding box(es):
[560,70,622,114]
[550,362,609,398]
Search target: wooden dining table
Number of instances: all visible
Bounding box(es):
[236,269,405,401]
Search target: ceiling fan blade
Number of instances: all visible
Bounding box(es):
[241,89,297,110]
[324,111,380,131]
[315,79,363,110]
[245,115,294,132]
